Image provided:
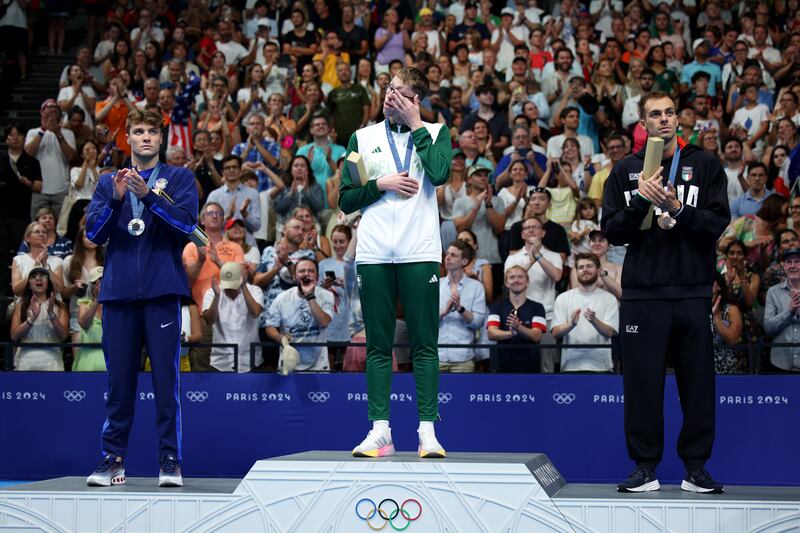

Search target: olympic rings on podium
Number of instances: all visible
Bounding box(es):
[355,497,422,530]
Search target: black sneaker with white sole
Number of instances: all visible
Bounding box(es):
[617,465,660,493]
[86,454,126,486]
[682,468,724,494]
[158,454,183,487]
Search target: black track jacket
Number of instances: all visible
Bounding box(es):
[601,141,730,300]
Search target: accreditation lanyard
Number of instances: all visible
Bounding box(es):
[666,147,681,187]
[384,119,413,173]
[130,163,162,220]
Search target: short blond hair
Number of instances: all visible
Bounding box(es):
[126,109,163,133]
[504,265,529,280]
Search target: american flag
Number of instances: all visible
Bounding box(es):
[168,73,201,157]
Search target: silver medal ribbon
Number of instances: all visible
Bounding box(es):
[128,164,162,236]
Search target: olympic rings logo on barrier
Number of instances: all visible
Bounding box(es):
[63,390,86,402]
[186,391,209,402]
[355,498,422,531]
[552,393,576,405]
[437,392,452,404]
[307,391,331,403]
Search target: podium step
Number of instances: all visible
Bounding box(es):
[1,452,798,532]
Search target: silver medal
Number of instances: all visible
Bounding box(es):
[657,212,676,230]
[128,218,146,236]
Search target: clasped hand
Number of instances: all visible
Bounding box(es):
[637,166,679,212]
[113,168,149,200]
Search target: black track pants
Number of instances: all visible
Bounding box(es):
[620,298,715,471]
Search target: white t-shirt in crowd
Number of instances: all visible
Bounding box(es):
[202,284,264,372]
[731,104,770,137]
[70,166,100,200]
[498,186,529,230]
[24,127,76,195]
[504,247,563,320]
[265,286,334,371]
[552,286,619,372]
[546,134,595,160]
[215,39,249,65]
[57,85,98,128]
[130,26,165,50]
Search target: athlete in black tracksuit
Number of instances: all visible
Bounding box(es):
[602,121,730,491]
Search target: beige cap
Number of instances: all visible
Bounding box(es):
[219,262,242,290]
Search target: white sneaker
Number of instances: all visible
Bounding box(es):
[418,427,446,458]
[352,428,395,457]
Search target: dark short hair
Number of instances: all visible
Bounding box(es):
[221,155,242,167]
[747,161,768,175]
[475,84,496,98]
[555,48,574,60]
[723,136,741,149]
[2,122,22,139]
[68,106,85,119]
[559,106,580,120]
[638,92,675,122]
[448,239,475,262]
[294,256,318,272]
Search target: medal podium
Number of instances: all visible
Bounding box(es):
[2,451,799,532]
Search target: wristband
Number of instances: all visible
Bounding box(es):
[47,313,57,321]
[38,130,45,137]
[535,254,543,261]
[486,203,493,209]
[457,305,466,314]
[304,292,316,301]
[25,318,34,327]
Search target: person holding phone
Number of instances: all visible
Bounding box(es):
[319,224,357,370]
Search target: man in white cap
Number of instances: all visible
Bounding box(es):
[491,7,529,72]
[202,261,264,372]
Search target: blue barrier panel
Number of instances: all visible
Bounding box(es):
[0,373,797,485]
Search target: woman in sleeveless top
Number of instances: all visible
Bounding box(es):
[10,267,69,371]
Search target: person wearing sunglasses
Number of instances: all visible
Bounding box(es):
[340,66,452,459]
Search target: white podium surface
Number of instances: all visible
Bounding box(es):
[1,451,798,532]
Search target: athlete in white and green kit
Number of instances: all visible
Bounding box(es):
[339,67,452,458]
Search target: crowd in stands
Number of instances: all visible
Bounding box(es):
[2,0,800,374]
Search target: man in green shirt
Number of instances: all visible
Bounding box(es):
[328,61,370,147]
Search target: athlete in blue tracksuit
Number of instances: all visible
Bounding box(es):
[84,110,198,487]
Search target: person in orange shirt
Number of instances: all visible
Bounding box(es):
[182,201,244,370]
[95,76,135,156]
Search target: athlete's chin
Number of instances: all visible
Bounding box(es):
[135,146,159,156]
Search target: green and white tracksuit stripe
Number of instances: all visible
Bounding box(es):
[339,120,452,421]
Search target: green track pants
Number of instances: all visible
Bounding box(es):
[357,262,440,421]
